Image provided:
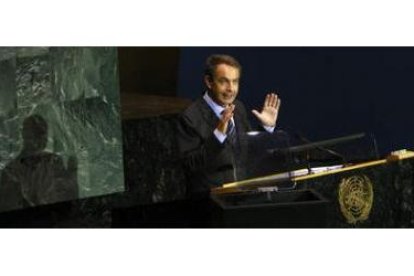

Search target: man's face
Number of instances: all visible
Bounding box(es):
[205,63,240,107]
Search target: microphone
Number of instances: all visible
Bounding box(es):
[287,128,348,165]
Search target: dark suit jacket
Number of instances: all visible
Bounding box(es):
[177,97,252,197]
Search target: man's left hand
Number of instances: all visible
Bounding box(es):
[252,92,281,127]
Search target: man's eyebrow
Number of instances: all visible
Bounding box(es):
[217,77,239,81]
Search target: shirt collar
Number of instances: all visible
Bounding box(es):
[203,91,225,119]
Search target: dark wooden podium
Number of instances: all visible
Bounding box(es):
[210,189,328,227]
[211,150,414,228]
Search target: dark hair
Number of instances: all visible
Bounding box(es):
[204,54,242,79]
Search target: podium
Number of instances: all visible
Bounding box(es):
[210,189,328,227]
[211,149,414,228]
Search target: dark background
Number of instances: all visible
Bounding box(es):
[177,47,414,155]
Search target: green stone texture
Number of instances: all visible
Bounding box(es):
[0,47,124,211]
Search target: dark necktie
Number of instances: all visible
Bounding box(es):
[227,119,236,143]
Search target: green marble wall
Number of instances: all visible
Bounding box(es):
[0,47,124,212]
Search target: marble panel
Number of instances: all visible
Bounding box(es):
[0,47,124,213]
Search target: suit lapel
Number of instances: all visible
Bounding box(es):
[198,98,219,130]
[233,101,246,133]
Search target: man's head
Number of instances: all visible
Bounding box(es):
[204,54,242,107]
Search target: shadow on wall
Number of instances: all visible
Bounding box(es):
[0,114,78,212]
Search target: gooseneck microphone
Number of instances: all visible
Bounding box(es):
[290,129,348,165]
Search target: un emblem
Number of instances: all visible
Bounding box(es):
[338,175,374,224]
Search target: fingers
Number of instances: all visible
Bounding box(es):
[264,92,280,108]
[275,98,281,111]
[221,104,235,122]
[217,104,235,134]
[264,94,274,107]
[272,93,279,108]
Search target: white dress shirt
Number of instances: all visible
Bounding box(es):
[203,92,275,143]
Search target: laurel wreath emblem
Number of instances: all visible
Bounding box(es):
[338,175,374,224]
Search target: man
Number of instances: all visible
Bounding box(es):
[177,54,281,197]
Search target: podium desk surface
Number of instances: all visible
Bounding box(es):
[212,150,414,195]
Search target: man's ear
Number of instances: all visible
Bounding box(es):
[204,75,213,90]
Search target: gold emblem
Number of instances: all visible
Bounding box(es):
[338,175,374,224]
